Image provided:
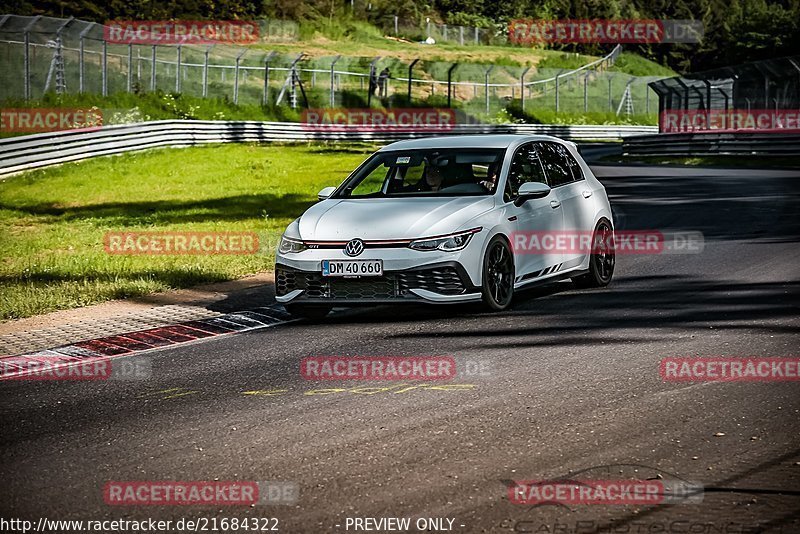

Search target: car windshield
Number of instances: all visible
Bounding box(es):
[333,148,505,198]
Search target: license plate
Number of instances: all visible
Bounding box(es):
[322,260,383,277]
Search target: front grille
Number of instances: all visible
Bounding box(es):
[330,278,396,299]
[276,265,467,300]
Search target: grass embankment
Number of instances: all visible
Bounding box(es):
[1,21,673,131]
[0,143,377,320]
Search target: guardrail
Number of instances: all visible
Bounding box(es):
[623,132,800,157]
[0,120,657,177]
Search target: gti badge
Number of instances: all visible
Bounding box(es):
[344,238,365,257]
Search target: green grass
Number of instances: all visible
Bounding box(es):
[0,143,378,320]
[2,87,659,136]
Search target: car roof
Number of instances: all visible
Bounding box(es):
[377,134,565,152]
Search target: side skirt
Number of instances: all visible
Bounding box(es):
[513,267,588,290]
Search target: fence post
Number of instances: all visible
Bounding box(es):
[474,27,479,44]
[485,65,494,114]
[330,54,341,107]
[127,44,133,92]
[703,79,713,125]
[202,45,213,98]
[443,24,448,41]
[555,70,564,113]
[646,83,650,114]
[101,39,108,97]
[150,44,157,91]
[263,51,276,105]
[520,66,531,111]
[23,30,30,100]
[447,63,458,108]
[23,16,41,101]
[459,26,464,46]
[584,71,590,112]
[175,45,182,93]
[608,73,614,112]
[79,36,85,92]
[407,58,419,104]
[233,49,247,105]
[394,16,398,35]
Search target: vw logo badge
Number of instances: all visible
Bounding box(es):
[344,238,365,257]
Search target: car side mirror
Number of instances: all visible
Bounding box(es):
[514,182,551,206]
[317,186,336,200]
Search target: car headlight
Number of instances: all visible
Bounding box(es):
[408,228,481,252]
[278,235,307,254]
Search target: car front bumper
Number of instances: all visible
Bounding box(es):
[274,261,481,305]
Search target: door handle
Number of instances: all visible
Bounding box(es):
[582,190,593,198]
[550,200,561,209]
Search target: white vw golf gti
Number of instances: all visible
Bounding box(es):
[276,135,614,318]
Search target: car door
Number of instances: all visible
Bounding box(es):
[538,142,596,270]
[503,142,564,282]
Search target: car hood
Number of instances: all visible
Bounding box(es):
[298,197,495,241]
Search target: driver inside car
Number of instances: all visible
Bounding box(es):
[417,165,444,192]
[479,162,500,193]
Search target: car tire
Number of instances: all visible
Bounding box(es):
[285,304,332,320]
[481,236,515,311]
[572,219,615,288]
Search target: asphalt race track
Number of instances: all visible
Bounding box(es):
[2,162,799,533]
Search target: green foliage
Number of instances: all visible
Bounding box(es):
[5,0,798,76]
[298,15,386,42]
[610,52,676,77]
[446,12,494,28]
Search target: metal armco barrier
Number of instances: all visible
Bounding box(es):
[0,121,657,177]
[623,132,800,157]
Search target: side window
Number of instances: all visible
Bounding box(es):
[506,143,548,201]
[537,142,574,187]
[560,144,585,182]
